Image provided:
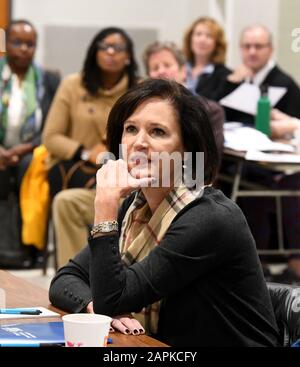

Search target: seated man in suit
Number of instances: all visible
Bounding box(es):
[220,25,300,282]
[0,19,60,267]
[222,24,300,126]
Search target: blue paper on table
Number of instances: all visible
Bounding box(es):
[0,322,65,346]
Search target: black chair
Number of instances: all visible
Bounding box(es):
[41,209,58,275]
[267,282,300,346]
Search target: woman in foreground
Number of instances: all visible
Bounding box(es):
[49,79,279,347]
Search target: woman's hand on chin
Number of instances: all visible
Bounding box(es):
[95,159,155,202]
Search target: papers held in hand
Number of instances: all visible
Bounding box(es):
[220,83,287,115]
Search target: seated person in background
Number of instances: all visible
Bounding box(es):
[49,79,280,347]
[42,27,139,267]
[268,108,300,284]
[52,39,225,270]
[222,24,300,123]
[219,25,300,282]
[0,19,60,266]
[143,40,225,158]
[183,16,231,100]
[270,108,300,140]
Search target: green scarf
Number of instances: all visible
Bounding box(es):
[0,57,43,145]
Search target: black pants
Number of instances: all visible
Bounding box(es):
[0,153,32,199]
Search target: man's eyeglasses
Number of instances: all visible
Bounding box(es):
[241,43,271,51]
[97,42,127,53]
[9,39,36,49]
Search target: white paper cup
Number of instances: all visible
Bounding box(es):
[62,313,112,347]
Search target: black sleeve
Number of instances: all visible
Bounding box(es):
[72,145,84,161]
[49,246,92,313]
[48,193,136,312]
[218,79,241,100]
[46,70,61,98]
[89,202,236,316]
[30,71,61,147]
[275,79,300,119]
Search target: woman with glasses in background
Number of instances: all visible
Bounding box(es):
[42,27,139,269]
[43,26,138,195]
[183,16,231,100]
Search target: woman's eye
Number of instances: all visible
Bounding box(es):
[152,128,165,136]
[125,125,137,134]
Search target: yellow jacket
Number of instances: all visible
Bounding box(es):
[20,145,50,250]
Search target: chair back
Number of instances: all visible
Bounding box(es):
[267,282,300,346]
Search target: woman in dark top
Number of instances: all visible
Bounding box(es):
[183,16,231,100]
[49,79,280,347]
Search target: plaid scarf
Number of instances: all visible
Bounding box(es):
[119,184,206,334]
[0,57,44,145]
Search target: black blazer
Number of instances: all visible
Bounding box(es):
[222,65,300,124]
[49,187,280,347]
[32,69,61,147]
[195,63,231,101]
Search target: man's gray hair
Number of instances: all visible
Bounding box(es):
[240,24,273,46]
[143,41,186,74]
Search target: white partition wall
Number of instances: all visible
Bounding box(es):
[12,0,209,76]
[277,0,300,84]
[12,0,300,82]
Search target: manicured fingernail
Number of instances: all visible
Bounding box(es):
[139,329,144,334]
[125,329,130,334]
[133,329,139,335]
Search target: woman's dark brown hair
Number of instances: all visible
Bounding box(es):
[106,79,219,184]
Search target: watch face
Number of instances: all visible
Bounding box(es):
[102,223,110,232]
[90,221,119,236]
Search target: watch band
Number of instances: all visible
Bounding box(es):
[90,220,119,237]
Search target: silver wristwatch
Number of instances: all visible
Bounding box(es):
[90,221,119,237]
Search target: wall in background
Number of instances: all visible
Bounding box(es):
[12,0,209,76]
[277,0,300,84]
[11,0,300,82]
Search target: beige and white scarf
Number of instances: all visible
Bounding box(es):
[119,184,207,334]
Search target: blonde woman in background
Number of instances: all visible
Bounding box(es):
[183,16,231,100]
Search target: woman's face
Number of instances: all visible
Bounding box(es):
[191,22,216,61]
[148,49,185,83]
[96,33,130,74]
[121,98,185,187]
